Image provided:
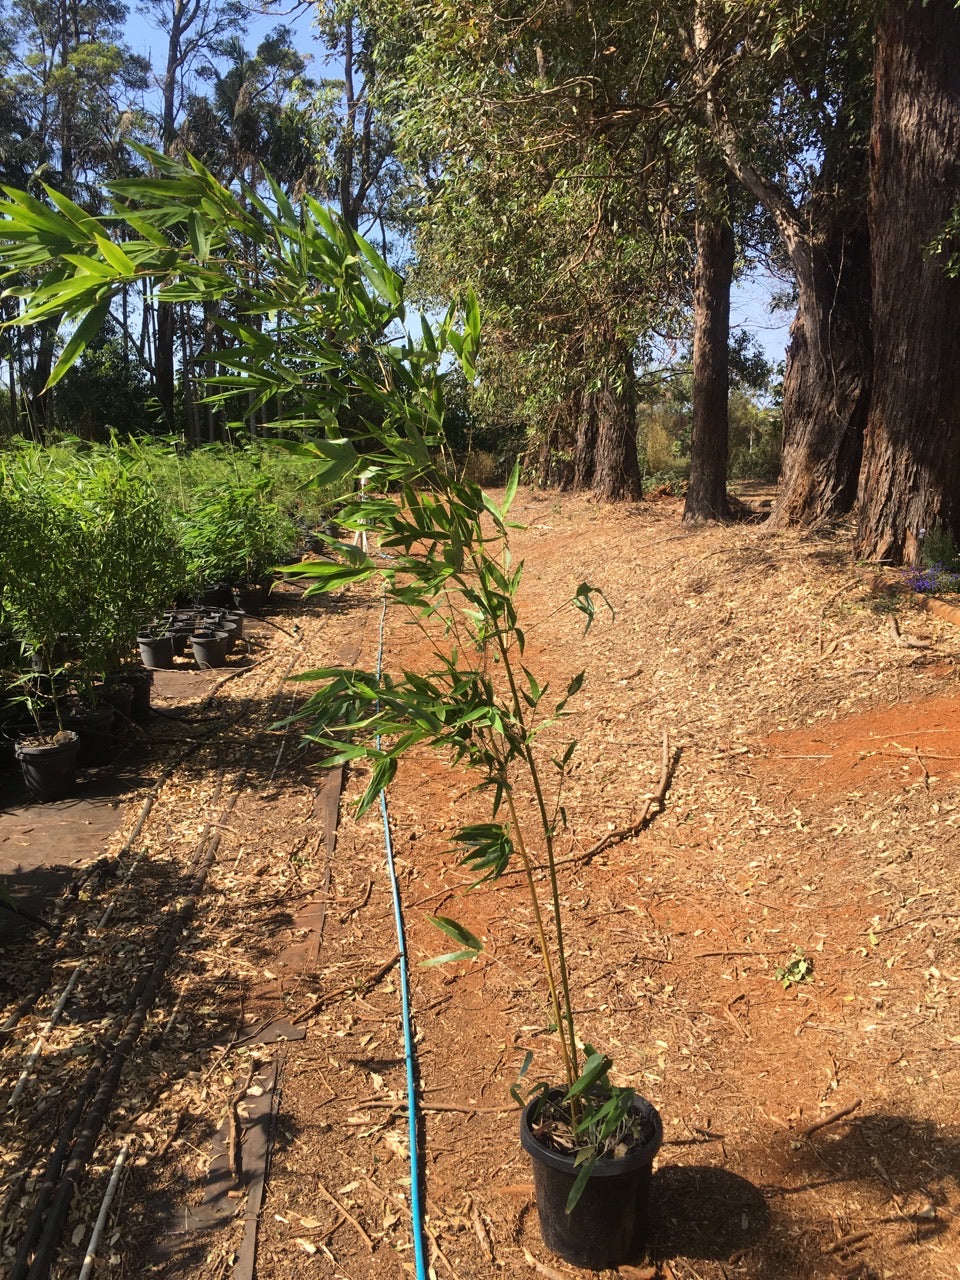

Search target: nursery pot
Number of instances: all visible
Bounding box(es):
[101,679,134,720]
[65,705,116,768]
[219,620,239,653]
[232,583,265,615]
[16,731,79,802]
[124,668,153,723]
[200,583,235,609]
[138,633,176,670]
[190,629,228,669]
[520,1091,663,1269]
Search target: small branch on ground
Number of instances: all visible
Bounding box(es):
[292,953,401,1023]
[568,727,676,867]
[315,1177,375,1252]
[800,1098,862,1139]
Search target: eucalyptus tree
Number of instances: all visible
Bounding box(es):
[371,0,694,501]
[310,3,404,240]
[181,28,315,190]
[690,0,874,528]
[136,0,247,426]
[176,28,319,437]
[855,0,960,563]
[0,0,149,434]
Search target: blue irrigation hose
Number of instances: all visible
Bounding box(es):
[376,591,429,1280]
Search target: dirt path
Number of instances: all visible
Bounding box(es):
[3,491,960,1280]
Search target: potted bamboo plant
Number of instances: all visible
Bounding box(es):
[0,151,663,1265]
[282,459,663,1268]
[177,481,297,612]
[0,468,81,799]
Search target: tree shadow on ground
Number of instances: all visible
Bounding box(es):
[649,1110,960,1278]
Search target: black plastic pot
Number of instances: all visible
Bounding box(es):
[200,583,235,609]
[190,629,228,668]
[232,583,265,615]
[16,731,79,801]
[101,678,134,717]
[123,668,154,723]
[138,633,176,670]
[520,1091,663,1269]
[65,705,116,768]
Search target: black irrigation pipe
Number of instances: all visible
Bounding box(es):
[1,635,308,1045]
[9,961,159,1280]
[10,757,232,1279]
[11,650,303,1280]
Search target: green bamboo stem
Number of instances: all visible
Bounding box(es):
[502,786,577,1088]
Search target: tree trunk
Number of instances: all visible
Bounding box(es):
[572,389,598,490]
[155,300,176,428]
[684,173,734,523]
[28,326,56,440]
[767,220,871,528]
[855,0,960,564]
[591,344,642,503]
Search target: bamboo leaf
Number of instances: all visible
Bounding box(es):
[563,1051,612,1101]
[46,298,112,388]
[426,915,483,953]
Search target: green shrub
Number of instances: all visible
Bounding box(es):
[178,481,298,589]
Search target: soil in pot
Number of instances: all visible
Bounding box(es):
[520,1091,663,1269]
[15,730,80,801]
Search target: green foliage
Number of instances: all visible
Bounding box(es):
[0,453,87,701]
[919,524,960,572]
[178,481,297,589]
[50,325,159,439]
[0,151,633,1202]
[728,393,782,481]
[902,524,960,594]
[0,440,185,694]
[774,948,814,989]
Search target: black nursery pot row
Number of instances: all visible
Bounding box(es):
[138,606,246,671]
[12,669,154,802]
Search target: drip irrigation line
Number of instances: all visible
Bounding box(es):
[77,1140,128,1280]
[374,591,429,1280]
[10,959,158,1280]
[246,614,301,639]
[0,896,56,932]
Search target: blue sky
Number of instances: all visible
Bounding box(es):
[732,274,792,367]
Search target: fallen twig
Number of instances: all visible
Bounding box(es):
[351,1097,515,1115]
[800,1098,862,1139]
[227,1059,257,1186]
[574,728,675,864]
[292,953,401,1023]
[873,911,960,936]
[523,1246,570,1279]
[315,1177,374,1253]
[466,1193,495,1266]
[822,1229,871,1254]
